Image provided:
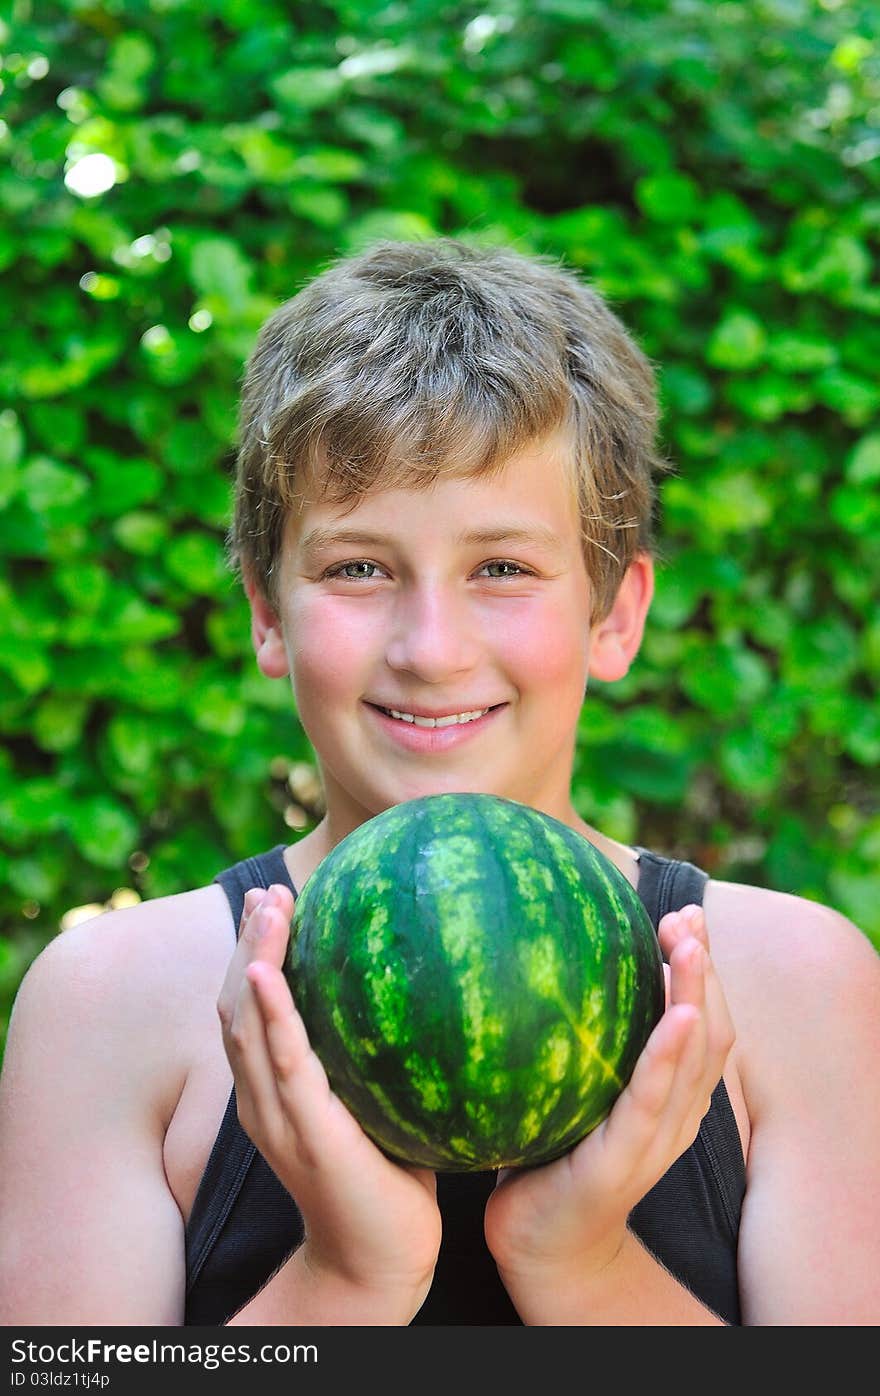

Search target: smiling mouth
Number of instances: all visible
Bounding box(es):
[368,703,505,728]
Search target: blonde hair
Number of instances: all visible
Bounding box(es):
[228,237,669,621]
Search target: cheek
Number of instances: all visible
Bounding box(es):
[490,602,588,690]
[286,597,381,700]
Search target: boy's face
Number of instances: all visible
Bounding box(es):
[249,429,652,837]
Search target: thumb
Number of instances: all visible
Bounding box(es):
[240,884,295,969]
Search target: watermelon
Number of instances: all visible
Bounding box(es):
[285,792,665,1171]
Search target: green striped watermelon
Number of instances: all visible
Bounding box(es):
[285,792,664,1171]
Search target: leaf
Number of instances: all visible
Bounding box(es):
[635,172,701,224]
[765,332,837,374]
[814,368,880,424]
[0,411,24,469]
[0,779,66,842]
[0,640,51,695]
[85,450,164,515]
[0,411,23,508]
[706,309,767,370]
[165,532,229,595]
[288,185,349,228]
[160,419,222,475]
[27,402,87,456]
[65,796,140,868]
[784,617,860,690]
[7,854,66,905]
[138,325,206,385]
[186,681,247,736]
[21,457,90,516]
[720,727,782,797]
[106,712,159,777]
[828,869,880,943]
[270,67,344,111]
[681,642,772,716]
[53,562,111,613]
[829,483,880,534]
[32,695,90,753]
[342,209,438,252]
[112,511,170,556]
[104,596,181,645]
[660,364,713,416]
[188,236,254,316]
[845,432,880,485]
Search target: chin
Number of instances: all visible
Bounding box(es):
[389,774,512,807]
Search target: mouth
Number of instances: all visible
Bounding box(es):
[364,701,507,749]
[367,703,505,728]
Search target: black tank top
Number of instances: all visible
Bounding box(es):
[184,844,745,1326]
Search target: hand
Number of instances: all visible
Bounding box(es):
[217,885,442,1312]
[484,904,736,1301]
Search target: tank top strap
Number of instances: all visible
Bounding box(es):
[632,845,709,928]
[212,844,297,941]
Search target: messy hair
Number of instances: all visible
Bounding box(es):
[227,237,670,622]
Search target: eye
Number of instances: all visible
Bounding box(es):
[321,559,387,581]
[477,559,534,579]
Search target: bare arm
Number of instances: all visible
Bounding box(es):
[0,913,188,1325]
[729,897,880,1325]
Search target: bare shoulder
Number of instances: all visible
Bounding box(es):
[5,880,236,1123]
[703,875,879,997]
[702,876,880,1117]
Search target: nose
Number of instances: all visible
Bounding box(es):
[384,584,481,682]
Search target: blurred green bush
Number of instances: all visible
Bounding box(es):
[2,0,879,1050]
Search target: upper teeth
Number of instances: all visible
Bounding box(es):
[384,707,491,727]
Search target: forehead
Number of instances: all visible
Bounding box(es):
[285,431,581,556]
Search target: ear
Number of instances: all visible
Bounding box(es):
[587,554,654,683]
[244,570,290,679]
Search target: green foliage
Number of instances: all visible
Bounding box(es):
[2,0,879,1049]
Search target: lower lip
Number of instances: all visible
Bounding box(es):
[365,703,506,753]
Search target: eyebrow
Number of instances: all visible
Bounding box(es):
[298,522,567,559]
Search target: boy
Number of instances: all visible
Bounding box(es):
[1,238,877,1326]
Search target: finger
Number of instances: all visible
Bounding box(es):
[661,939,736,1161]
[225,974,287,1142]
[658,903,709,962]
[243,884,295,967]
[597,940,707,1187]
[590,1001,698,1193]
[222,894,295,1143]
[246,960,314,1084]
[245,962,334,1153]
[247,961,391,1177]
[667,927,735,1084]
[217,886,269,1031]
[242,886,267,925]
[662,938,712,1138]
[668,934,707,1012]
[217,885,294,1032]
